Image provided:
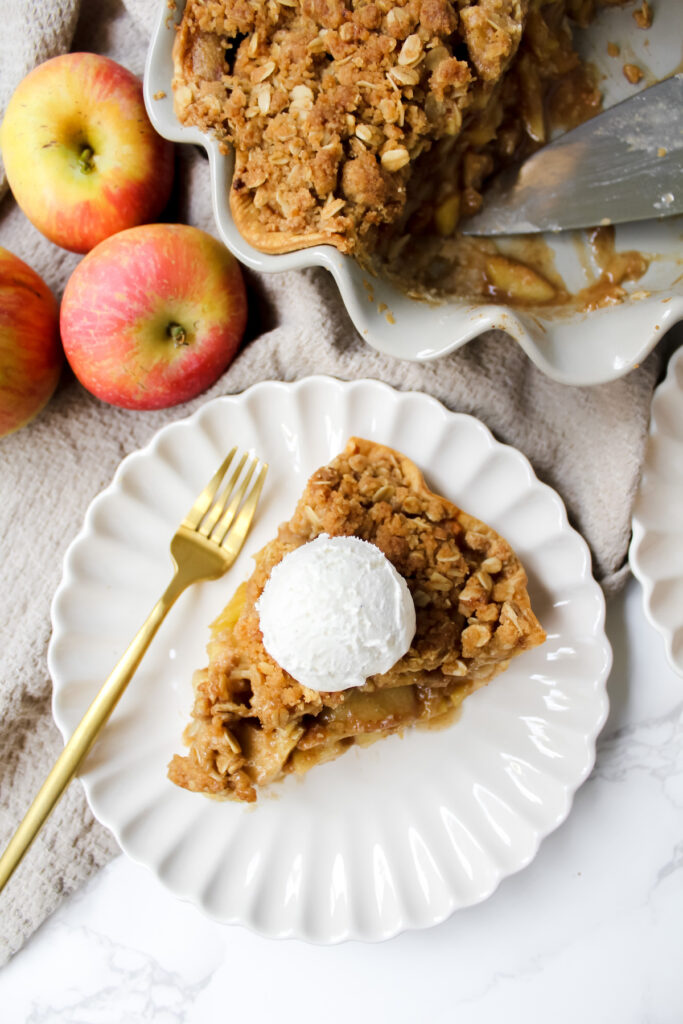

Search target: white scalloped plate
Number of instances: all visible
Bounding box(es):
[144,1,683,386]
[630,346,683,676]
[49,378,611,942]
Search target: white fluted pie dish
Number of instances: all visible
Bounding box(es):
[144,1,683,386]
[48,378,611,942]
[630,345,683,676]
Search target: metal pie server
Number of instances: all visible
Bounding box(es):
[461,74,683,236]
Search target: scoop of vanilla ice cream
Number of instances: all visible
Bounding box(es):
[256,534,416,692]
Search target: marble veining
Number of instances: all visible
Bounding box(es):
[3,580,682,1024]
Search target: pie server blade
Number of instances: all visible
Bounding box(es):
[461,74,683,236]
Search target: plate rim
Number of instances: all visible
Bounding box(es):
[48,375,612,942]
[629,345,683,678]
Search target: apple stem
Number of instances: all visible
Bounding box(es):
[168,323,188,347]
[78,146,95,174]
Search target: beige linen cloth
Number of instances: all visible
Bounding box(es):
[0,0,673,966]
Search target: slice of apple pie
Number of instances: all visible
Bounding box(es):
[168,437,545,802]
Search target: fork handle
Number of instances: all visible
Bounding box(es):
[0,573,188,893]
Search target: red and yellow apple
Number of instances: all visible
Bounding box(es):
[0,53,174,253]
[60,224,248,410]
[0,248,62,438]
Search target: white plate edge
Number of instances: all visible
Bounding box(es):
[629,345,683,677]
[47,376,613,942]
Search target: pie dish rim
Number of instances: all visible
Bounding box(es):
[143,0,683,386]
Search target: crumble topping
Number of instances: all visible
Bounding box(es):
[173,0,527,253]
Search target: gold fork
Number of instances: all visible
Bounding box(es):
[0,448,267,892]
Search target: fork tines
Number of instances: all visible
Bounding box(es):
[183,449,268,547]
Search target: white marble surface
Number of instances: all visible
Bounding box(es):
[2,577,682,1024]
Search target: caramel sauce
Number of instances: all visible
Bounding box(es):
[546,63,602,132]
[573,226,650,311]
[410,225,651,313]
[491,228,650,312]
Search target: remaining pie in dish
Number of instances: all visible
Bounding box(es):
[172,0,493,255]
[170,1,641,307]
[168,437,546,802]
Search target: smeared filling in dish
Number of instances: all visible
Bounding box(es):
[172,0,648,307]
[168,438,545,802]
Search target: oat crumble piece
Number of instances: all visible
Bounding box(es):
[623,62,644,84]
[632,0,652,29]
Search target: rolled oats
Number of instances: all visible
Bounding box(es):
[398,34,423,67]
[388,66,421,87]
[381,147,410,171]
[290,83,314,112]
[256,84,271,114]
[252,60,276,83]
[355,123,375,145]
